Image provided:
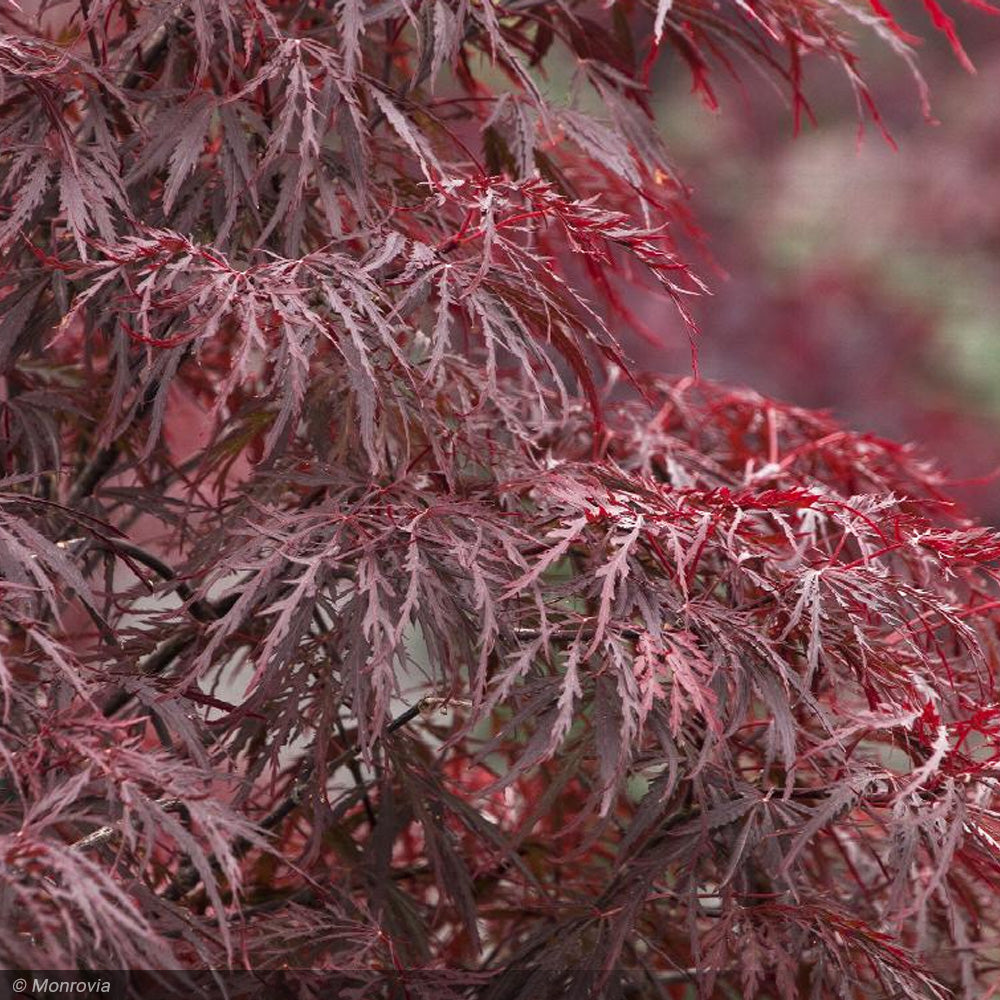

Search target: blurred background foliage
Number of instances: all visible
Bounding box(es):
[629,6,1000,521]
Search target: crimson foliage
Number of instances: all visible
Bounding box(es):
[2,1,1000,996]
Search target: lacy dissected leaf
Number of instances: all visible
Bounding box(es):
[0,0,998,994]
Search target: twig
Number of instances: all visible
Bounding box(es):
[71,798,184,852]
[107,538,220,622]
[68,441,121,507]
[100,583,239,718]
[101,632,197,717]
[78,0,103,68]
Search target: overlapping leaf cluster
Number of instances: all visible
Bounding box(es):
[2,0,1000,996]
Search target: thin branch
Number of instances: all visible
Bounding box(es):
[78,0,103,68]
[71,798,184,852]
[107,538,220,623]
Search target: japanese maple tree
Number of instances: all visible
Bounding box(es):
[2,0,1000,997]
